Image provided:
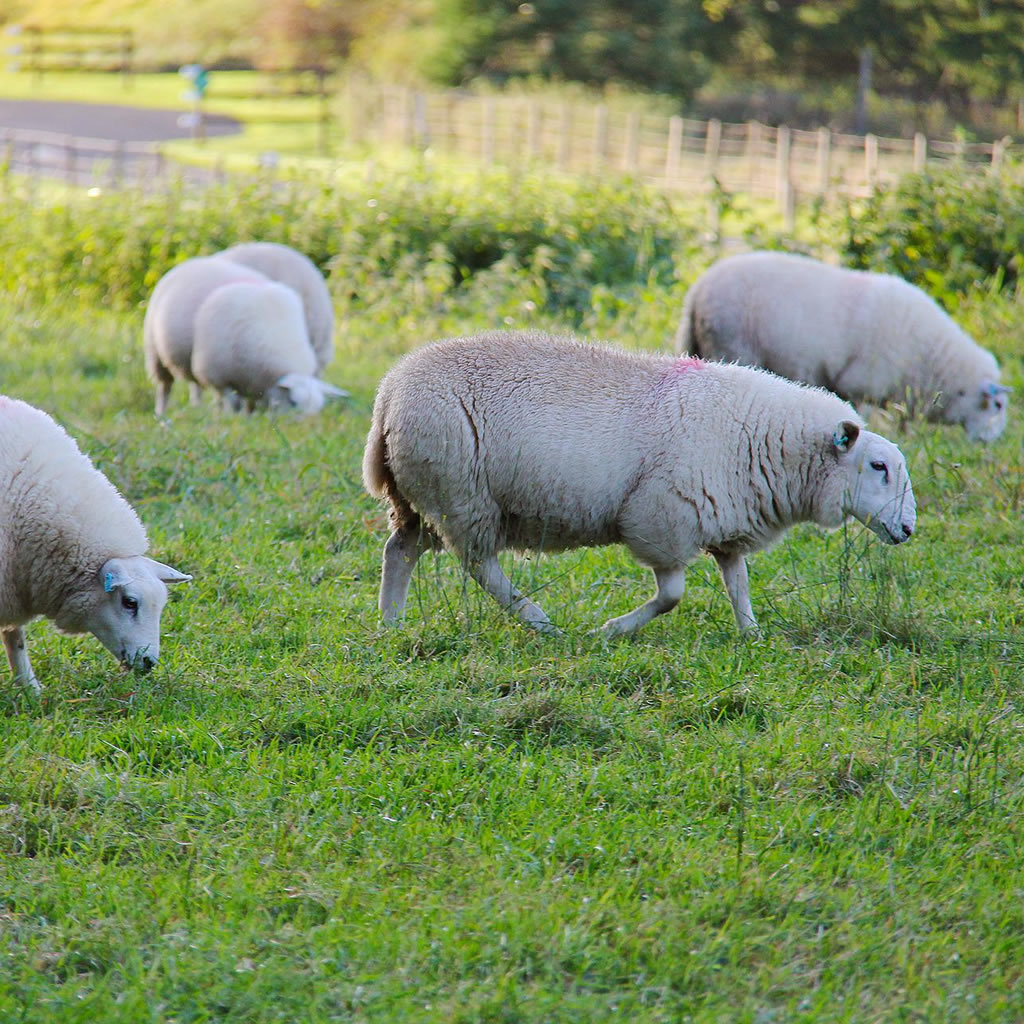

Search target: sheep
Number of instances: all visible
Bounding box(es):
[143,256,346,415]
[675,250,1010,442]
[144,255,267,415]
[216,241,334,373]
[0,396,192,694]
[363,331,917,636]
[190,278,348,415]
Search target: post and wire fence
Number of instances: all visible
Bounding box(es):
[0,74,1018,223]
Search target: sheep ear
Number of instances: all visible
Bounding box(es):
[101,559,134,592]
[145,558,193,585]
[832,419,860,454]
[317,382,350,400]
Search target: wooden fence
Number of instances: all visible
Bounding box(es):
[4,25,134,81]
[2,81,1018,222]
[0,128,211,190]
[343,81,1018,219]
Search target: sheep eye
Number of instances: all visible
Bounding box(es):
[121,595,139,615]
[870,460,890,483]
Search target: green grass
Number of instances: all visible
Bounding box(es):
[2,173,1024,1022]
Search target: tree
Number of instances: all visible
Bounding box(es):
[426,0,719,103]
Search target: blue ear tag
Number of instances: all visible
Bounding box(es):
[984,382,1000,397]
[104,572,115,593]
[833,431,848,448]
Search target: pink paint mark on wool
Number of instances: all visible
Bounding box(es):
[671,356,704,374]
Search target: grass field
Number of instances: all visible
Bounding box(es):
[2,150,1024,1021]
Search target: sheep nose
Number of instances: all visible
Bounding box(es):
[902,523,913,538]
[140,655,155,674]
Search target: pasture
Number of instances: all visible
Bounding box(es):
[1,163,1023,1023]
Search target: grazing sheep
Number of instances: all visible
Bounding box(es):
[191,279,348,415]
[0,396,192,694]
[675,250,1009,441]
[363,331,917,636]
[144,255,267,415]
[216,241,334,373]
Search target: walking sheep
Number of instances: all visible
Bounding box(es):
[0,396,191,694]
[675,250,1009,442]
[191,278,348,414]
[144,256,346,415]
[363,331,917,636]
[216,241,334,373]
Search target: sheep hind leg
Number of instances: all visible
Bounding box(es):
[599,566,687,638]
[471,556,558,634]
[379,521,425,623]
[3,626,41,696]
[713,551,758,633]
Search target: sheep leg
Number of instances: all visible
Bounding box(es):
[2,626,41,696]
[379,523,425,623]
[471,556,557,633]
[599,566,687,638]
[154,379,172,417]
[188,381,204,407]
[713,551,758,632]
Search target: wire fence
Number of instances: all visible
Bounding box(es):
[342,81,1018,221]
[2,79,1018,223]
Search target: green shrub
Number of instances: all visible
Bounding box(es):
[0,168,696,325]
[839,168,1024,308]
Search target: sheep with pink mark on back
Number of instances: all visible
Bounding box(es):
[675,250,1010,441]
[0,396,191,695]
[363,330,917,636]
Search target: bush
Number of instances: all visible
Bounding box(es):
[840,168,1024,308]
[0,168,696,324]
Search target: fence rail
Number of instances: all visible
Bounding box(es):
[343,82,1018,219]
[2,81,1018,221]
[4,25,134,79]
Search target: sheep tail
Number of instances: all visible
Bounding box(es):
[362,415,391,499]
[362,413,423,535]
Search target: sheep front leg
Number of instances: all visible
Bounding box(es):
[471,556,558,634]
[600,566,687,638]
[3,626,41,696]
[713,551,758,632]
[379,522,424,623]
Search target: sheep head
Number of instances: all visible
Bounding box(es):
[88,557,192,673]
[266,374,349,415]
[832,420,916,544]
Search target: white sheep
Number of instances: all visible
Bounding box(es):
[0,396,192,694]
[144,256,267,415]
[675,250,1010,442]
[190,278,348,415]
[216,241,334,373]
[363,331,917,636]
[143,256,346,415]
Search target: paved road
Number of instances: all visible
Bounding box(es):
[0,97,241,141]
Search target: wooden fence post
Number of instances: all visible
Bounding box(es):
[990,135,1010,174]
[704,118,722,182]
[747,120,762,189]
[775,125,791,207]
[591,104,608,172]
[622,110,639,173]
[481,97,495,165]
[558,103,571,170]
[816,127,831,193]
[527,100,541,161]
[913,132,927,172]
[864,133,878,191]
[665,115,682,186]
